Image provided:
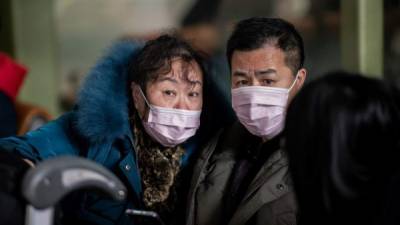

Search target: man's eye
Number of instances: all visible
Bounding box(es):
[262,79,274,85]
[163,90,176,96]
[236,80,248,87]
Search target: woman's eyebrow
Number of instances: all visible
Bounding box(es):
[188,80,202,86]
[159,76,202,86]
[159,77,178,83]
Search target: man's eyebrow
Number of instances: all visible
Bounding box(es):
[255,68,277,76]
[232,69,249,77]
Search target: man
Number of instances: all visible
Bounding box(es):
[186,17,306,225]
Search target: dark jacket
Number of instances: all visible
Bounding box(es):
[0,91,17,138]
[186,122,297,225]
[0,41,214,225]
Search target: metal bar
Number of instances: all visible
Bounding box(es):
[341,0,383,77]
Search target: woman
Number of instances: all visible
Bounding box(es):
[0,35,216,225]
[285,71,400,225]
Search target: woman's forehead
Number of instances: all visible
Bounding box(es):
[160,59,203,82]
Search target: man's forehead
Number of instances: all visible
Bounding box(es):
[231,47,287,72]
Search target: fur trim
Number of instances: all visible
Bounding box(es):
[74,40,143,143]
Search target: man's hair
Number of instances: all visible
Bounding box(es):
[129,34,205,91]
[226,17,305,74]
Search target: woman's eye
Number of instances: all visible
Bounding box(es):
[163,90,176,96]
[189,92,200,97]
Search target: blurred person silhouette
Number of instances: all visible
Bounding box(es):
[186,17,307,225]
[0,150,30,225]
[0,52,51,136]
[0,34,222,225]
[179,0,236,128]
[0,52,27,137]
[58,68,86,112]
[285,71,400,225]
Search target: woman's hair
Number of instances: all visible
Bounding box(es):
[128,34,206,91]
[285,71,400,225]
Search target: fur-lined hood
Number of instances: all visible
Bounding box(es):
[73,39,235,146]
[74,41,143,144]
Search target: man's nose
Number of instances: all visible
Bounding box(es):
[250,77,261,86]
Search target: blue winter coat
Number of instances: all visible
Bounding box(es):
[0,41,229,225]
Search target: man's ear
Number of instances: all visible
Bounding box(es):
[295,68,307,90]
[289,68,307,103]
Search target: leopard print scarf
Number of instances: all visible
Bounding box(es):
[130,111,185,213]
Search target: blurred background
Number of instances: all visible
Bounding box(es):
[0,0,399,118]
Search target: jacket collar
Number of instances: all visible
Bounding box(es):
[73,41,143,144]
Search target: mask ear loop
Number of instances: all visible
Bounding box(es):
[287,72,300,92]
[138,87,153,110]
[137,87,154,122]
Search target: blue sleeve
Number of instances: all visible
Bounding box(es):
[0,113,81,163]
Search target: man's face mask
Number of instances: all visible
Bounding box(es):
[231,74,298,140]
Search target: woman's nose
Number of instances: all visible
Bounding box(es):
[173,96,189,110]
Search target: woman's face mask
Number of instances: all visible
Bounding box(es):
[132,58,203,147]
[139,88,201,147]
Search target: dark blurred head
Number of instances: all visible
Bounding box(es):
[226,17,305,73]
[285,71,400,225]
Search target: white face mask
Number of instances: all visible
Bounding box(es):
[138,88,201,147]
[231,75,298,140]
